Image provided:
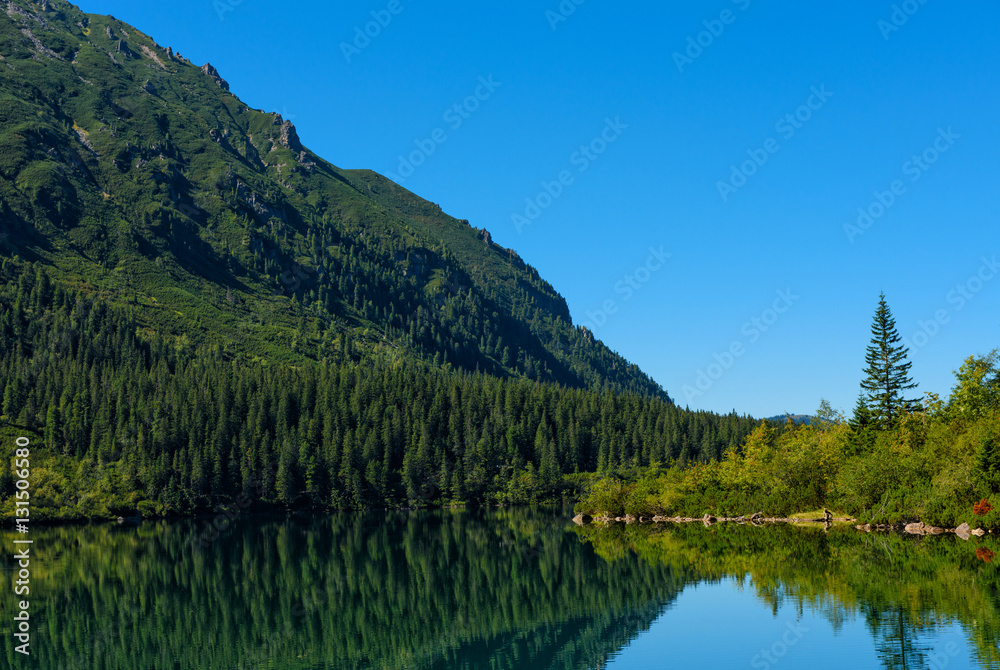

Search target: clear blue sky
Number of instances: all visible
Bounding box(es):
[83,0,1000,418]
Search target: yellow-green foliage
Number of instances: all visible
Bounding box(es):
[0,427,147,522]
[577,349,1000,525]
[948,350,1000,421]
[718,420,777,490]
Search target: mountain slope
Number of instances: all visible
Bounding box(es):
[0,0,665,398]
[0,1,771,520]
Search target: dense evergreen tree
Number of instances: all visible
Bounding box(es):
[0,263,758,518]
[855,293,919,430]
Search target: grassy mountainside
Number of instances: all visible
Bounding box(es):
[0,2,768,519]
[0,0,661,397]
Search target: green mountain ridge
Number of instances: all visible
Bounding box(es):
[0,0,660,397]
[0,1,765,519]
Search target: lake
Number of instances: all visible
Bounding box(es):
[2,506,998,669]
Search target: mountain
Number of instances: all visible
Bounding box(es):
[0,0,662,398]
[0,1,760,519]
[765,414,816,425]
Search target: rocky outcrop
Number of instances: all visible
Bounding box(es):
[20,27,63,60]
[6,1,49,28]
[236,180,284,223]
[115,39,133,58]
[201,62,229,90]
[955,522,972,541]
[140,44,167,70]
[905,522,947,535]
[278,119,301,152]
[297,151,316,171]
[73,125,97,157]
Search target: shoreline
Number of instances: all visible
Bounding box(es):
[572,513,990,539]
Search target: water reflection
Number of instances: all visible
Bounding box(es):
[576,522,1000,669]
[0,509,997,669]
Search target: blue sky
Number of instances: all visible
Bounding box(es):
[84,0,1000,418]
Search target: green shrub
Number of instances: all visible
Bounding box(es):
[137,500,160,518]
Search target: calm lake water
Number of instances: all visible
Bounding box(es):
[2,506,998,669]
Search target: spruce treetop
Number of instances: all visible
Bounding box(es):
[856,292,919,429]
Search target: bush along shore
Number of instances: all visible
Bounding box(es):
[572,347,1000,536]
[571,511,990,541]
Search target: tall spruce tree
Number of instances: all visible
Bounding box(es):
[856,293,919,429]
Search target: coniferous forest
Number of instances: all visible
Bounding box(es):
[0,260,757,520]
[0,1,760,519]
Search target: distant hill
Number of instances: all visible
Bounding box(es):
[766,414,817,425]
